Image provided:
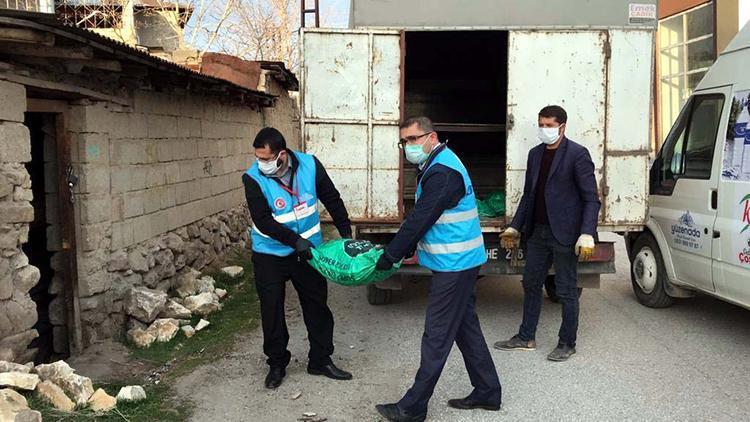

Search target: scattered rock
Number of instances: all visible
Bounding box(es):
[14,409,42,422]
[124,287,167,323]
[181,325,195,338]
[0,361,31,374]
[173,269,201,298]
[197,276,215,293]
[150,319,179,343]
[215,288,228,300]
[127,327,156,348]
[58,374,94,406]
[221,266,244,278]
[116,385,146,403]
[88,388,116,413]
[291,391,302,400]
[183,293,220,316]
[0,372,39,390]
[33,361,93,406]
[0,388,28,419]
[34,361,74,382]
[194,319,210,331]
[36,380,75,412]
[159,300,191,320]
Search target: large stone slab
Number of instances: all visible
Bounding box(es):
[124,287,167,323]
[0,372,39,391]
[36,380,75,412]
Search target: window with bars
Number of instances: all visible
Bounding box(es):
[658,2,717,141]
[0,0,54,12]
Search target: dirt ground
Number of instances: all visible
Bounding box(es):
[174,238,750,422]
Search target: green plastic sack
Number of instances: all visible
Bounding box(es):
[476,191,506,218]
[309,239,401,286]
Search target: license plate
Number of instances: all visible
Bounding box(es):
[486,247,525,261]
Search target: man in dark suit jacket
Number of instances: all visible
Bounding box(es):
[494,105,600,362]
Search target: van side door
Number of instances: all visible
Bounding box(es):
[714,87,750,308]
[649,88,729,292]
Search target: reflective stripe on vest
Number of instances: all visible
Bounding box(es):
[247,151,323,257]
[415,147,487,272]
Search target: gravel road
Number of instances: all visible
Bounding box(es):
[175,237,750,421]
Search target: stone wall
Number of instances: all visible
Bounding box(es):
[68,89,267,347]
[0,80,40,363]
[0,75,301,360]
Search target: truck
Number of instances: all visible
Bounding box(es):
[626,22,750,311]
[299,0,657,304]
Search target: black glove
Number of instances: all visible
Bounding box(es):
[375,254,393,271]
[295,237,313,261]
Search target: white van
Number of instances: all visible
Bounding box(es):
[626,23,750,310]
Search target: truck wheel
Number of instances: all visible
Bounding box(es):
[544,275,582,303]
[630,233,675,308]
[367,284,392,305]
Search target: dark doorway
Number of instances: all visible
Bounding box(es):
[23,112,66,363]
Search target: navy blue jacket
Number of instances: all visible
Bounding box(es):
[511,137,601,246]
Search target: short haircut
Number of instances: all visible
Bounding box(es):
[538,105,568,124]
[253,127,286,153]
[400,116,434,132]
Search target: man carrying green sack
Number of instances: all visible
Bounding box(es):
[373,117,502,422]
[309,239,401,286]
[242,127,353,390]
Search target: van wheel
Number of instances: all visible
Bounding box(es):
[367,284,392,305]
[544,275,582,303]
[631,233,675,308]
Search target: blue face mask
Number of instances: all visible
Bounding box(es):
[405,140,430,165]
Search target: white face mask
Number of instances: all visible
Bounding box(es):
[258,153,282,175]
[537,127,561,145]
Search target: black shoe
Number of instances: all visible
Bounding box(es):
[307,363,353,380]
[375,403,426,422]
[264,367,285,389]
[447,396,501,411]
[493,334,537,351]
[547,343,576,362]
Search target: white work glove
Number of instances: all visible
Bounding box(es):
[500,227,520,250]
[575,234,595,261]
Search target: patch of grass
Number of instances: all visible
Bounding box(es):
[27,248,259,421]
[26,382,189,422]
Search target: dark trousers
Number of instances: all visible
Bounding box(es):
[398,266,502,415]
[518,224,579,347]
[252,252,334,369]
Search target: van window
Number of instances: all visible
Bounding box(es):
[652,94,725,195]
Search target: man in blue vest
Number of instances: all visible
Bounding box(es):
[242,127,353,389]
[373,117,502,422]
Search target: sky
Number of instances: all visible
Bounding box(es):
[319,0,350,28]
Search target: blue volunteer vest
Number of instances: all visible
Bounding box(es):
[247,151,323,257]
[416,147,487,272]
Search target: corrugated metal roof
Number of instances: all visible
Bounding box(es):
[0,8,276,106]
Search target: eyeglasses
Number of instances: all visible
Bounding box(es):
[256,152,281,163]
[398,132,433,149]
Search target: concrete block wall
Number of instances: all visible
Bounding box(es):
[261,76,301,150]
[70,89,267,346]
[0,80,41,363]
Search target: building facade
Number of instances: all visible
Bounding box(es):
[657,0,750,143]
